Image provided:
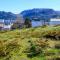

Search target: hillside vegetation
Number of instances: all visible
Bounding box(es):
[0,11,16,20]
[0,26,60,60]
[21,8,60,20]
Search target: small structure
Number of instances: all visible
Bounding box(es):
[50,18,60,26]
[0,19,15,30]
[3,24,13,30]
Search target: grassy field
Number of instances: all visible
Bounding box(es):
[0,26,60,60]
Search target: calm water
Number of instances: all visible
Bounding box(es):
[31,21,43,27]
[31,21,60,27]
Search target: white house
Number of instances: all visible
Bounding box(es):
[0,19,14,30]
[2,23,13,30]
[50,18,60,25]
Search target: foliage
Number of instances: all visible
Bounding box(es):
[11,16,24,29]
[21,8,60,21]
[11,21,22,29]
[24,18,32,28]
[0,11,16,20]
[0,26,60,60]
[25,40,43,58]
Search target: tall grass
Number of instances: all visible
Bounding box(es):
[0,26,60,60]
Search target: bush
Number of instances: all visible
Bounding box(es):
[27,45,42,58]
[6,40,20,53]
[43,31,60,40]
[35,39,49,48]
[25,39,49,58]
[0,40,7,56]
[46,56,60,60]
[25,41,43,58]
[0,40,20,57]
[55,43,60,49]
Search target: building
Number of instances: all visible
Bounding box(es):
[0,19,15,30]
[50,18,60,25]
[0,15,24,30]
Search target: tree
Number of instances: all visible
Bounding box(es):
[11,15,24,29]
[24,18,32,28]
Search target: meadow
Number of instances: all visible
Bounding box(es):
[0,26,60,60]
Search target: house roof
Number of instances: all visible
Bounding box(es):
[50,18,60,21]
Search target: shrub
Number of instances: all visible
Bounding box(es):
[0,40,7,56]
[25,41,43,58]
[6,40,20,53]
[44,49,56,56]
[55,43,60,49]
[35,39,49,48]
[0,40,20,57]
[46,56,60,60]
[25,39,49,58]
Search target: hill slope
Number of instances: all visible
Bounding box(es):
[0,26,60,60]
[21,8,60,21]
[0,11,17,20]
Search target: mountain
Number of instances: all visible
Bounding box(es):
[0,9,60,21]
[0,11,17,20]
[21,8,60,21]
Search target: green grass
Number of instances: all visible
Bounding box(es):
[0,26,60,60]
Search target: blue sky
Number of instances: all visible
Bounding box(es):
[0,0,60,13]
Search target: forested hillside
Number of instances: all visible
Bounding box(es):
[0,11,17,20]
[21,8,60,21]
[0,8,60,21]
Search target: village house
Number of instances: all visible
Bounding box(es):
[0,16,24,30]
[50,18,60,26]
[0,19,15,30]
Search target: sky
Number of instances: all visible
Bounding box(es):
[0,0,60,13]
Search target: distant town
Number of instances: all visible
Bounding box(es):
[0,8,60,30]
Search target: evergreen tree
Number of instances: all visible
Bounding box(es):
[24,18,32,28]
